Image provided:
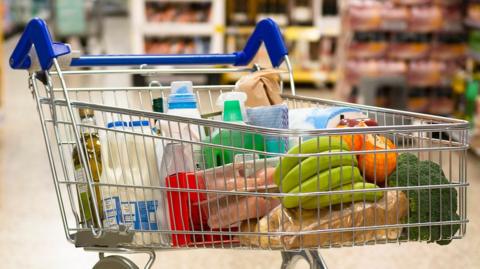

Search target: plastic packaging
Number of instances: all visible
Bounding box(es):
[101,121,169,245]
[239,191,408,249]
[246,104,289,153]
[216,92,248,122]
[160,81,203,170]
[202,100,265,169]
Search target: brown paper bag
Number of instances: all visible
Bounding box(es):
[239,190,408,249]
[235,69,284,107]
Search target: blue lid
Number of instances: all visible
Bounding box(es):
[107,121,128,128]
[107,120,150,128]
[168,82,197,110]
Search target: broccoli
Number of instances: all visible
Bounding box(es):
[388,153,460,245]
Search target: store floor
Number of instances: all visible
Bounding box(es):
[1,18,479,269]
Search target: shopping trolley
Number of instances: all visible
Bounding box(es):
[10,18,469,269]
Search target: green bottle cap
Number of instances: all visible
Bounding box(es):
[152,97,164,113]
[223,100,243,122]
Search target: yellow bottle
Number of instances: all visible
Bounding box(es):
[72,108,103,227]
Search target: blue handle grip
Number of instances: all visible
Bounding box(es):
[10,18,288,71]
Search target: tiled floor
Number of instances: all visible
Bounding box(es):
[1,18,479,269]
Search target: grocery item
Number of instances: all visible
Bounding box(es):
[152,97,164,134]
[388,33,431,60]
[246,104,289,153]
[202,100,264,169]
[239,190,408,249]
[72,108,103,227]
[279,151,358,193]
[195,158,279,229]
[273,136,351,186]
[388,153,460,245]
[348,2,382,31]
[357,134,397,183]
[380,5,408,31]
[300,182,384,209]
[161,81,202,140]
[235,69,283,107]
[349,32,388,59]
[336,117,378,151]
[160,81,203,170]
[101,120,166,245]
[198,156,279,192]
[282,166,365,208]
[216,92,248,121]
[203,195,280,229]
[409,6,442,32]
[288,107,366,130]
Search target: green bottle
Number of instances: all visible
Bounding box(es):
[202,100,264,169]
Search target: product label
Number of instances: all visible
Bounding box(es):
[103,196,159,231]
[75,168,92,221]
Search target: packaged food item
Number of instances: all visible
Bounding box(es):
[246,104,289,153]
[349,32,388,59]
[407,61,446,87]
[388,33,431,60]
[288,107,366,130]
[348,2,382,31]
[380,5,408,31]
[101,121,167,245]
[235,69,283,107]
[239,190,408,249]
[198,156,279,192]
[431,34,466,60]
[72,108,103,228]
[467,3,480,23]
[408,6,442,32]
[204,195,280,229]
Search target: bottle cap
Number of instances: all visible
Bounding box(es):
[152,97,164,113]
[216,92,248,121]
[79,108,94,119]
[168,81,197,109]
[223,100,243,122]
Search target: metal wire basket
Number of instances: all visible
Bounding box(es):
[10,18,468,269]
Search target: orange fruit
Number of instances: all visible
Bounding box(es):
[357,134,397,184]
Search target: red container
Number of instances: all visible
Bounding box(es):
[166,173,237,246]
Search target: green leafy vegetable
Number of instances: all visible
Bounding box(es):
[388,153,460,245]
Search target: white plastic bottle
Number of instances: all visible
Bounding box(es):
[100,120,169,246]
[159,81,204,170]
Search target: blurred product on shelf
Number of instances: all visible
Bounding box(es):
[407,60,446,86]
[431,33,466,60]
[468,30,480,53]
[388,33,431,59]
[144,37,209,54]
[349,32,388,59]
[467,2,480,23]
[345,60,407,85]
[409,6,442,32]
[145,2,211,23]
[348,1,461,33]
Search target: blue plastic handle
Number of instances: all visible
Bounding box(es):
[10,18,71,70]
[10,18,288,71]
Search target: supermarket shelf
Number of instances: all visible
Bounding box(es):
[143,22,219,36]
[464,18,480,30]
[226,25,340,39]
[222,69,336,84]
